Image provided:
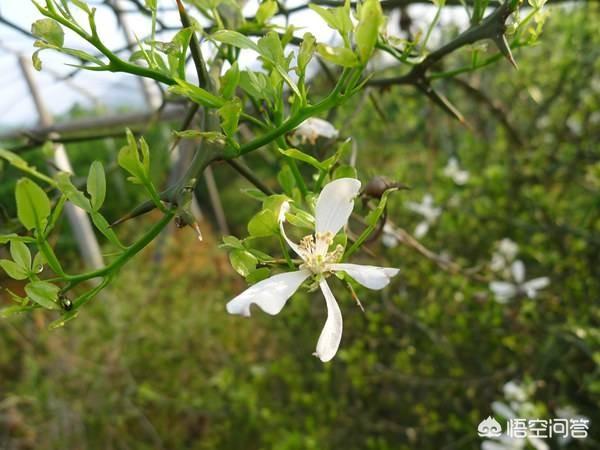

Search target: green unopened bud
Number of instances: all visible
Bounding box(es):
[355,0,384,64]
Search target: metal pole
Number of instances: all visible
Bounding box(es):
[18,55,104,270]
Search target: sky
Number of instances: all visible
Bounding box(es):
[0,0,447,130]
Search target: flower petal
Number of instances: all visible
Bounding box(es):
[528,437,549,450]
[489,281,517,302]
[414,221,429,238]
[329,263,399,290]
[278,201,303,259]
[492,401,517,420]
[523,277,550,298]
[511,260,526,284]
[314,279,343,362]
[315,178,361,235]
[226,270,310,317]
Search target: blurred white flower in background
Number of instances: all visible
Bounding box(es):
[289,118,339,146]
[555,405,591,447]
[482,380,549,450]
[489,260,550,303]
[406,194,441,238]
[490,238,519,276]
[443,157,470,185]
[381,223,399,248]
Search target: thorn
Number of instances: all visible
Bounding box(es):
[493,34,518,70]
[417,81,471,129]
[110,200,156,227]
[193,222,203,241]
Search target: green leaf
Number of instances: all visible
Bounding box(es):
[316,44,359,67]
[0,234,36,244]
[257,32,301,98]
[309,5,339,32]
[32,50,43,70]
[211,30,260,52]
[15,178,51,232]
[241,188,268,201]
[31,18,64,47]
[10,241,31,271]
[285,209,315,230]
[355,0,384,64]
[279,148,327,170]
[170,78,226,109]
[297,33,316,76]
[221,235,245,250]
[91,212,126,250]
[277,165,296,195]
[245,267,271,284]
[25,281,61,310]
[0,260,29,280]
[220,62,240,99]
[55,172,92,212]
[0,149,52,184]
[71,0,91,13]
[118,130,148,183]
[239,71,269,102]
[262,195,289,213]
[218,98,242,138]
[333,165,358,180]
[229,250,258,277]
[248,209,279,237]
[87,161,106,212]
[32,252,46,274]
[309,1,352,38]
[256,0,278,24]
[1,305,37,318]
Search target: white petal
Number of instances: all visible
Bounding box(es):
[511,260,526,284]
[481,441,508,450]
[498,238,519,260]
[522,277,550,292]
[315,178,361,235]
[489,281,517,302]
[226,270,310,317]
[278,202,304,259]
[314,280,343,362]
[329,263,399,290]
[381,232,399,248]
[527,437,549,450]
[492,401,517,419]
[414,221,429,238]
[454,171,469,185]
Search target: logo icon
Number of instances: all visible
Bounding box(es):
[478,416,503,437]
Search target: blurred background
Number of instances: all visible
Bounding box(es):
[0,0,599,449]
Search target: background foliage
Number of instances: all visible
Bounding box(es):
[0,2,599,449]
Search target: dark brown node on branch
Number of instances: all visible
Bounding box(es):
[362,176,409,199]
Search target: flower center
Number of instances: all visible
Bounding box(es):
[298,232,344,274]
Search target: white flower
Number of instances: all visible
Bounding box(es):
[490,238,519,274]
[483,380,549,450]
[443,157,470,185]
[289,118,339,146]
[406,194,441,238]
[503,381,528,403]
[226,178,400,362]
[489,260,550,303]
[498,239,519,261]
